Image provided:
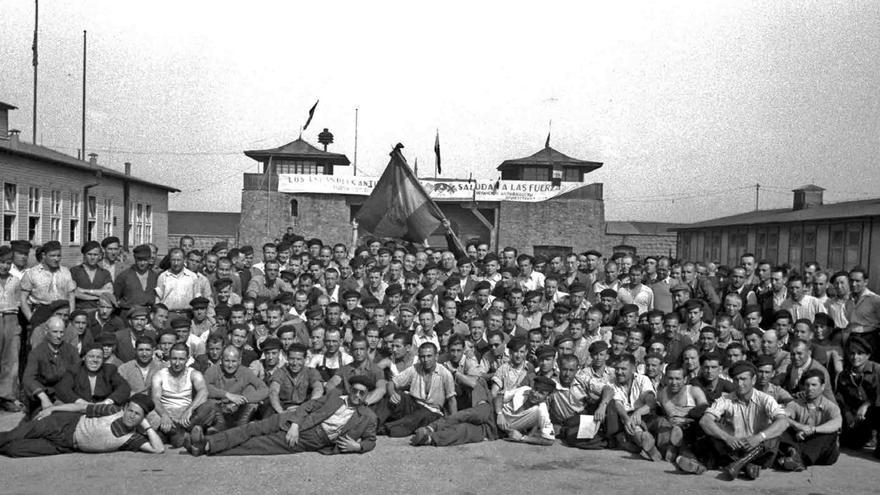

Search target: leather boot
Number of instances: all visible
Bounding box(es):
[723,444,765,480]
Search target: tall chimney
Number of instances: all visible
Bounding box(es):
[88,152,98,166]
[793,185,824,211]
[124,162,131,176]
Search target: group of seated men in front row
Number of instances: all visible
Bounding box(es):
[1,236,878,483]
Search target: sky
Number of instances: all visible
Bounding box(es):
[1,1,878,222]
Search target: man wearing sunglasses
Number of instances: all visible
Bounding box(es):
[185,375,377,456]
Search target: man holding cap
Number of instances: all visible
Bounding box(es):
[0,245,23,412]
[113,244,159,310]
[700,360,788,480]
[186,375,377,456]
[0,393,163,456]
[70,240,114,312]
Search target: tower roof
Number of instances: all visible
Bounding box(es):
[244,137,350,165]
[496,145,602,173]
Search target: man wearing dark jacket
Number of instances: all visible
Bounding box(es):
[55,344,130,405]
[185,375,377,456]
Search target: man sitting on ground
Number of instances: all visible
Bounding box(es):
[776,369,841,471]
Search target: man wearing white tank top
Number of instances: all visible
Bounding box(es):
[149,343,216,447]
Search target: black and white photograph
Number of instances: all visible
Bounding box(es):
[0,1,879,493]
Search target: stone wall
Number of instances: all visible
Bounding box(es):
[497,197,606,255]
[239,191,352,248]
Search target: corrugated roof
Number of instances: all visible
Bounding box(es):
[671,197,880,230]
[244,137,351,165]
[168,211,240,236]
[606,221,679,235]
[0,138,179,192]
[497,146,602,172]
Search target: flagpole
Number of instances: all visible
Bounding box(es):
[82,30,87,159]
[32,0,39,144]
[353,107,358,176]
[393,146,466,254]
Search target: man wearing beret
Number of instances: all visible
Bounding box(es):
[54,343,130,405]
[70,240,114,312]
[834,336,880,456]
[99,236,126,283]
[19,240,76,326]
[700,361,789,480]
[113,244,159,310]
[0,245,23,412]
[0,394,163,456]
[186,374,377,456]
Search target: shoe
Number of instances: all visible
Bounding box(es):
[187,426,206,456]
[675,455,707,475]
[743,463,761,480]
[779,455,805,472]
[411,427,430,446]
[0,399,22,413]
[723,445,764,480]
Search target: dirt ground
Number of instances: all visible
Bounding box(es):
[1,412,878,494]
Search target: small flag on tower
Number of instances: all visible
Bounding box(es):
[303,100,319,131]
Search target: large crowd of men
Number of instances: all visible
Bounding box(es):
[1,227,879,481]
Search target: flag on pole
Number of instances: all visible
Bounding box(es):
[355,144,444,243]
[434,130,441,175]
[303,100,319,130]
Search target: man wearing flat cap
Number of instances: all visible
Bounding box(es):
[188,296,214,341]
[186,374,377,456]
[700,360,788,480]
[8,240,32,280]
[19,240,76,327]
[70,240,114,312]
[113,244,159,310]
[99,236,126,283]
[0,245,23,412]
[114,306,157,363]
[0,393,163,456]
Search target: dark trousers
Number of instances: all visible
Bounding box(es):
[558,414,608,450]
[779,431,839,466]
[158,401,217,447]
[428,402,496,446]
[208,413,329,456]
[0,314,21,402]
[375,393,441,437]
[212,402,261,432]
[841,406,880,449]
[0,412,79,457]
[707,437,779,468]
